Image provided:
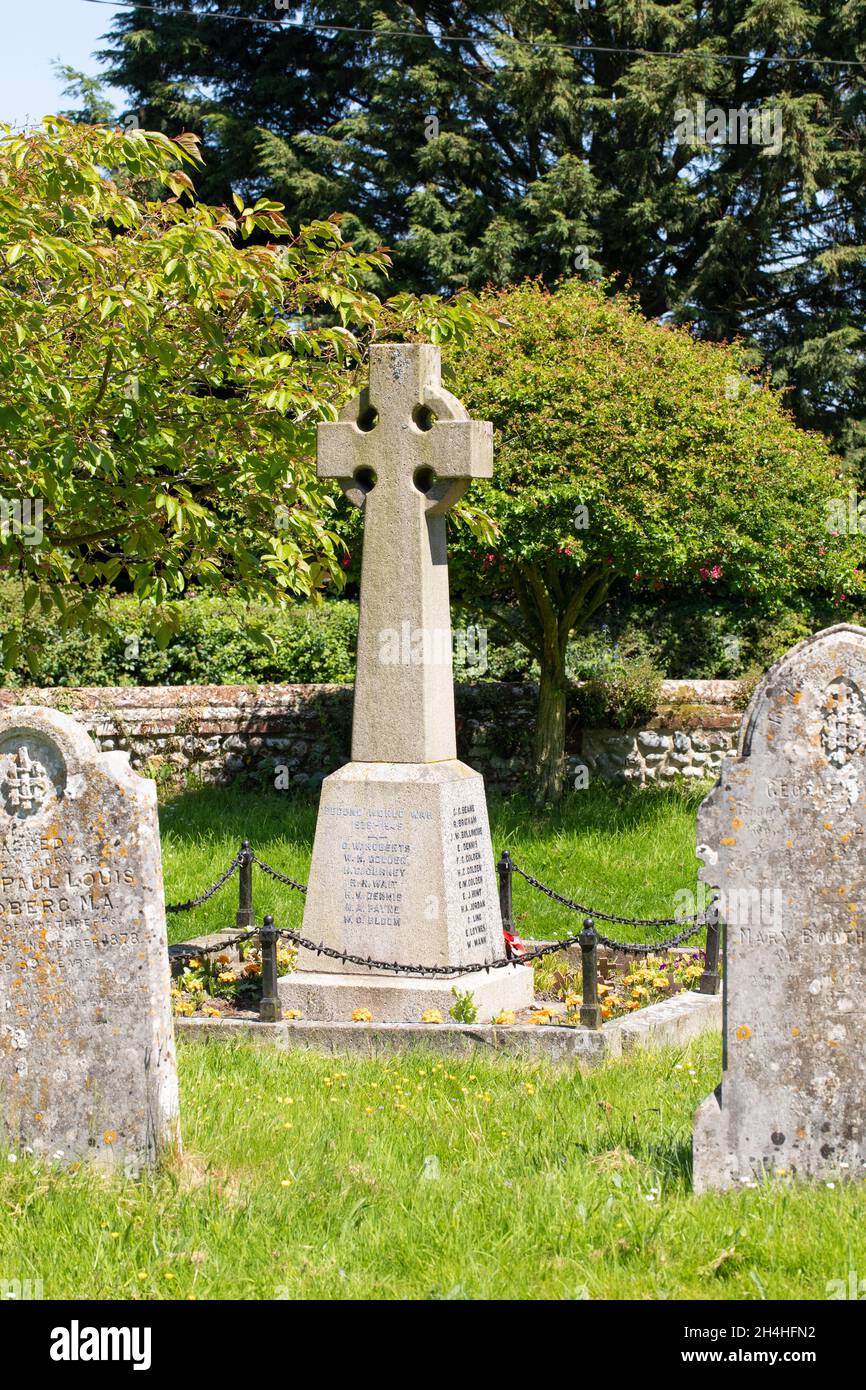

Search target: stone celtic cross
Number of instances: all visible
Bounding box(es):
[317,343,492,763]
[286,342,534,1022]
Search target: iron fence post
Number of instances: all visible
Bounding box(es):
[497,850,514,935]
[236,839,254,927]
[579,918,602,1029]
[259,914,282,1023]
[699,899,721,995]
[235,840,254,963]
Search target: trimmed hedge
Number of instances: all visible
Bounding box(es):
[0,582,846,699]
[1,587,359,687]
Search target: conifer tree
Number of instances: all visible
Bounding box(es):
[98,2,866,447]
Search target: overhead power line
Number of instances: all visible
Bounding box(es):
[81,0,866,72]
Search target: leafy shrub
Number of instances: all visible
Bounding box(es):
[572,648,664,730]
[449,988,478,1024]
[0,583,358,687]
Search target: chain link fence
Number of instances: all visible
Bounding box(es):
[166,841,722,1027]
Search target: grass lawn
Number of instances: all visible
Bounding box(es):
[160,782,706,948]
[2,1034,863,1300]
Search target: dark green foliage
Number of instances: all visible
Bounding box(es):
[97,1,866,453]
[0,586,358,687]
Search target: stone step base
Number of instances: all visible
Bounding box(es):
[277,962,534,1024]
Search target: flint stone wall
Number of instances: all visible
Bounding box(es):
[0,681,741,790]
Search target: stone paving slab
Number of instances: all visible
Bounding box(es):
[175,990,721,1064]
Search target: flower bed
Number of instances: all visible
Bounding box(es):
[531,948,709,1025]
[169,938,710,1027]
[170,941,297,1019]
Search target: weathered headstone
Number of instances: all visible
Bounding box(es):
[694,624,866,1190]
[0,707,179,1168]
[280,343,534,1021]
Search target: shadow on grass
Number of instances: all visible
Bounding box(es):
[489,782,706,844]
[159,779,705,850]
[158,782,318,850]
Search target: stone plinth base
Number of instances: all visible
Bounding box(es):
[278,963,533,1024]
[296,758,535,1021]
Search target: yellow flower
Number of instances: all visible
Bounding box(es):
[351,1007,373,1023]
[284,1009,303,1020]
[528,1009,551,1025]
[493,1010,516,1026]
[420,1009,443,1024]
[201,1006,220,1018]
[564,993,580,1008]
[217,971,235,983]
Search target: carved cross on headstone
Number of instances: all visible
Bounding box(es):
[318,343,492,762]
[4,746,49,814]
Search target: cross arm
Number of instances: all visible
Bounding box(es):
[316,419,367,482]
[420,420,493,479]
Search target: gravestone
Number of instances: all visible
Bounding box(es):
[694,624,866,1190]
[0,706,179,1169]
[279,343,534,1021]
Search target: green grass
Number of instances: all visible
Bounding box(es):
[3,1035,863,1300]
[160,782,704,947]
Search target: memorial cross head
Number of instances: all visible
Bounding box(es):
[316,343,493,513]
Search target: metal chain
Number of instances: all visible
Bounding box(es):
[163,848,712,973]
[270,909,710,977]
[251,854,308,894]
[508,858,705,929]
[169,929,263,960]
[165,851,245,914]
[590,919,707,954]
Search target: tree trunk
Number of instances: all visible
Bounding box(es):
[533,647,568,803]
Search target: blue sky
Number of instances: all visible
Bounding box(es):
[1,0,128,127]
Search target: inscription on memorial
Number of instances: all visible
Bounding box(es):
[328,803,413,931]
[451,802,488,949]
